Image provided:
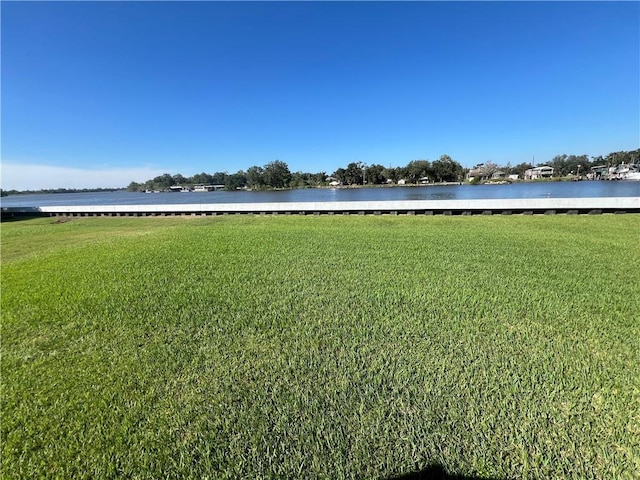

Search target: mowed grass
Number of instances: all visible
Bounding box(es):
[1,215,639,479]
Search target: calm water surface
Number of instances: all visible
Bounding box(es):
[2,182,638,207]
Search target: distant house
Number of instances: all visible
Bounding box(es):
[589,165,609,180]
[508,174,519,180]
[418,177,431,184]
[491,171,507,179]
[466,167,484,181]
[193,184,224,192]
[169,185,191,192]
[524,166,554,180]
[397,179,407,185]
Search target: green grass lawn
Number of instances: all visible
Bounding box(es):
[2,215,639,479]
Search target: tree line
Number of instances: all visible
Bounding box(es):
[127,155,467,192]
[468,149,640,181]
[123,147,640,193]
[3,149,636,196]
[334,155,464,185]
[547,149,639,177]
[1,187,123,196]
[0,148,640,197]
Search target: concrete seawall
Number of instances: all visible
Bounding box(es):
[2,197,639,220]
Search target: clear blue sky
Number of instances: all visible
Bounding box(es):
[2,1,639,189]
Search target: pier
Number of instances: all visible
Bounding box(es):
[2,197,639,220]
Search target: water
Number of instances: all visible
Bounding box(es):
[1,181,638,207]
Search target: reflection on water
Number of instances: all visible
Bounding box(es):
[430,192,456,200]
[406,191,456,200]
[405,192,428,200]
[1,181,638,207]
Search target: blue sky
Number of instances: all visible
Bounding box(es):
[2,1,639,190]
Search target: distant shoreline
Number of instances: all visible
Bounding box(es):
[1,188,125,197]
[0,177,614,196]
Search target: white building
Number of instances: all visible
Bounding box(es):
[524,166,554,180]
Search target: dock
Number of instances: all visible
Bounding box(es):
[2,197,639,220]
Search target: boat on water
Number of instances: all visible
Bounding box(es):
[169,185,192,192]
[590,162,640,181]
[193,184,224,192]
[613,163,640,181]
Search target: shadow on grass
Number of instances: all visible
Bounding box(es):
[388,464,500,480]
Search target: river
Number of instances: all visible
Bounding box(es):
[1,181,638,207]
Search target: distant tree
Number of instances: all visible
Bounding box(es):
[342,162,366,185]
[172,173,187,185]
[246,166,265,189]
[566,155,590,177]
[190,172,215,185]
[549,155,568,176]
[396,165,409,182]
[211,172,227,185]
[405,160,431,183]
[290,172,310,188]
[606,149,640,167]
[366,164,386,184]
[308,172,327,185]
[381,167,399,183]
[477,162,500,179]
[431,154,463,182]
[127,181,142,192]
[150,173,176,190]
[333,167,347,184]
[512,162,533,178]
[287,171,325,187]
[263,160,291,188]
[224,171,247,190]
[549,154,591,177]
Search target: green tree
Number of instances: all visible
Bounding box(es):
[211,172,227,185]
[333,167,347,184]
[263,160,291,188]
[549,154,591,177]
[606,149,640,167]
[289,172,306,188]
[431,154,463,182]
[381,167,399,183]
[224,171,247,190]
[549,155,568,176]
[512,162,533,178]
[565,155,590,177]
[396,165,409,182]
[172,173,187,185]
[150,173,176,190]
[366,164,386,184]
[343,162,366,185]
[308,172,327,185]
[246,166,265,189]
[405,160,431,183]
[191,172,215,185]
